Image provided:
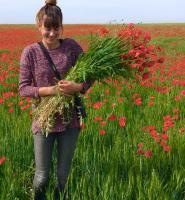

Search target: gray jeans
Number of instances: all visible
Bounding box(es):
[33,128,80,191]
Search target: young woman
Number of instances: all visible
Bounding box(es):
[19,0,92,199]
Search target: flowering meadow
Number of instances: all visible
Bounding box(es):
[1,24,185,199]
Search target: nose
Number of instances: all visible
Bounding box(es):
[49,31,55,37]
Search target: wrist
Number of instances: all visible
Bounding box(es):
[76,83,83,92]
[50,85,58,95]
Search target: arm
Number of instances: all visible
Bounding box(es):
[19,47,57,98]
[38,86,57,96]
[19,64,57,97]
[19,62,40,98]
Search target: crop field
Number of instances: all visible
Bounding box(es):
[0,24,185,199]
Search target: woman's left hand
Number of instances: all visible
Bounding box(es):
[58,80,83,96]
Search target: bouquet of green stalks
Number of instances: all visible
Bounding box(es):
[33,27,149,135]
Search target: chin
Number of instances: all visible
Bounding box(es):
[48,39,56,43]
[47,37,58,42]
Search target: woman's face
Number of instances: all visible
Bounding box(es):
[39,23,62,48]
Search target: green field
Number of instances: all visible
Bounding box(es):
[0,24,185,200]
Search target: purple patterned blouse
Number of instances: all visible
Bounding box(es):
[19,38,91,134]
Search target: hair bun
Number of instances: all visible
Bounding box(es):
[45,0,57,6]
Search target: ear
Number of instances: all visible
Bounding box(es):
[36,21,42,32]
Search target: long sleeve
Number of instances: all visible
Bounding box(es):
[19,47,40,98]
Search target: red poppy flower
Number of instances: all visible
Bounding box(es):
[18,101,24,106]
[180,90,185,96]
[163,145,171,152]
[0,156,6,165]
[144,150,153,158]
[137,143,144,148]
[119,117,126,127]
[99,27,109,37]
[157,57,165,63]
[161,134,169,140]
[134,98,142,106]
[175,96,181,101]
[100,121,107,126]
[137,149,144,155]
[8,108,14,113]
[94,116,103,122]
[117,97,124,103]
[108,114,117,121]
[99,129,106,135]
[0,98,4,104]
[93,102,103,109]
[142,72,150,80]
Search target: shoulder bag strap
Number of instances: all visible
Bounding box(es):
[38,41,61,80]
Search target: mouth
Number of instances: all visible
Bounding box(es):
[48,37,56,41]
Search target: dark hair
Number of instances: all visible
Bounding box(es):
[36,0,63,29]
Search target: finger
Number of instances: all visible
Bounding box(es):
[62,92,73,97]
[59,88,73,95]
[60,85,71,91]
[58,82,68,88]
[59,88,72,94]
[60,80,69,84]
[59,85,68,91]
[59,88,65,93]
[61,83,69,87]
[58,80,68,85]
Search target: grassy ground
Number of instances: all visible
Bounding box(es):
[0,24,185,199]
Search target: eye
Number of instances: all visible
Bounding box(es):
[45,28,51,31]
[54,28,60,31]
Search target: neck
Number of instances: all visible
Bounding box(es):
[42,40,60,50]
